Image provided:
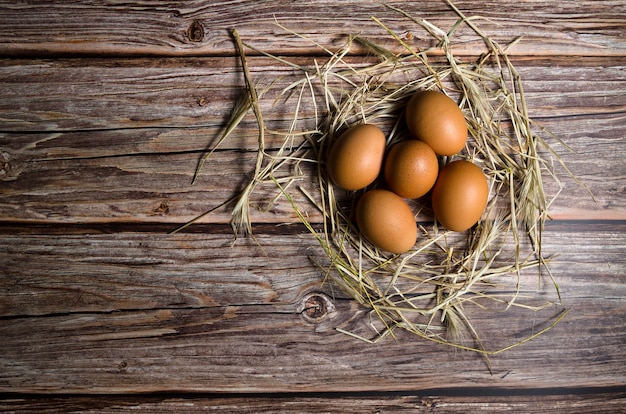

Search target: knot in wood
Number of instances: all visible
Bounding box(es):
[0,150,13,180]
[298,292,335,323]
[186,20,205,42]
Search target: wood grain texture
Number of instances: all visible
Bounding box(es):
[1,223,624,393]
[1,58,625,133]
[1,392,626,413]
[0,143,623,225]
[0,0,625,411]
[0,1,624,57]
[1,60,624,223]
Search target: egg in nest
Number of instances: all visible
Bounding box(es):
[384,139,439,199]
[431,160,489,232]
[326,124,386,191]
[356,189,417,254]
[405,90,467,156]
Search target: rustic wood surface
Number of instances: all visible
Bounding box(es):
[1,1,625,412]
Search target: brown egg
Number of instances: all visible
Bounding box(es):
[384,140,439,199]
[431,160,489,232]
[327,124,386,191]
[405,90,468,156]
[356,189,417,254]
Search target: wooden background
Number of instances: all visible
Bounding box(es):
[1,1,625,412]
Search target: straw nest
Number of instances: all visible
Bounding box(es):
[177,1,585,358]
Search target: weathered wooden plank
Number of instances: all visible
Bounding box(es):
[0,0,622,408]
[0,58,244,132]
[1,392,625,413]
[0,127,622,226]
[1,58,624,133]
[0,223,624,393]
[1,222,623,316]
[0,151,304,224]
[0,287,623,393]
[0,1,624,57]
[3,106,625,163]
[0,59,623,222]
[0,230,321,317]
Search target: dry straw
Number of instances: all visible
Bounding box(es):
[178,1,578,357]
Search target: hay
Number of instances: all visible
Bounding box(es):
[181,1,579,357]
